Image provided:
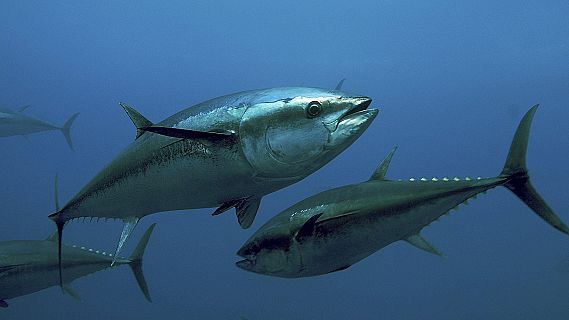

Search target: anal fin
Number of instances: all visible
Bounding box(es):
[112,217,140,266]
[63,283,81,300]
[405,234,443,256]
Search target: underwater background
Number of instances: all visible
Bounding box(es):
[1,0,568,319]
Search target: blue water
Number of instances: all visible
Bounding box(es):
[1,1,568,319]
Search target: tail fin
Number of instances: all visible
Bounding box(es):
[500,105,569,235]
[128,223,156,302]
[60,113,80,151]
[51,175,65,292]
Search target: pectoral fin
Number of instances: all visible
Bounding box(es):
[404,234,443,256]
[235,197,261,229]
[0,300,8,308]
[212,197,261,229]
[295,213,324,241]
[140,126,235,141]
[212,199,243,216]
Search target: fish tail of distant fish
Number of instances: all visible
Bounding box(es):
[60,113,80,151]
[127,223,156,303]
[499,104,569,235]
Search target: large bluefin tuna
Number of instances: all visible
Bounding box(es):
[0,106,79,151]
[48,85,378,274]
[236,106,568,278]
[0,224,155,308]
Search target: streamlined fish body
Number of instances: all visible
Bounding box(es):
[49,86,378,266]
[236,106,569,278]
[0,224,155,308]
[0,107,79,150]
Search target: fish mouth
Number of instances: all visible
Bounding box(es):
[339,97,373,122]
[324,97,375,132]
[236,255,257,271]
[236,247,256,271]
[235,258,255,271]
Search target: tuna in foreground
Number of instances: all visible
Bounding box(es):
[236,105,569,278]
[0,224,156,308]
[0,106,79,151]
[48,86,377,273]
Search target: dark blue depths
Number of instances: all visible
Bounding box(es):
[1,1,568,319]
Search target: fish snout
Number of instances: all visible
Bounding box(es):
[235,258,255,271]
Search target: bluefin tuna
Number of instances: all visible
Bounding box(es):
[48,86,378,277]
[0,106,79,151]
[236,105,568,278]
[0,224,156,308]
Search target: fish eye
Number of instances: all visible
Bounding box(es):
[306,101,322,118]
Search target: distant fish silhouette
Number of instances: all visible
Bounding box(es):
[236,105,569,278]
[0,224,156,308]
[0,106,79,150]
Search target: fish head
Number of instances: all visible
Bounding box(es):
[240,87,377,181]
[235,222,303,277]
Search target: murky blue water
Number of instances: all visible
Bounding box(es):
[1,1,568,319]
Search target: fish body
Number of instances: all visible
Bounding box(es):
[0,107,79,150]
[236,106,569,278]
[49,86,377,265]
[0,224,155,307]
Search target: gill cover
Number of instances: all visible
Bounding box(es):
[239,98,330,179]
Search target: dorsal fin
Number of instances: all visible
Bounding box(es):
[369,146,397,181]
[334,78,346,91]
[119,102,153,140]
[295,213,324,241]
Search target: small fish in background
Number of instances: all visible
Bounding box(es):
[47,84,378,283]
[0,224,156,308]
[0,106,79,151]
[236,105,569,278]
